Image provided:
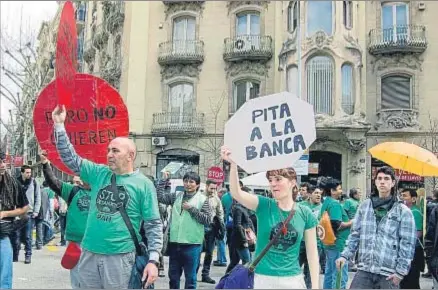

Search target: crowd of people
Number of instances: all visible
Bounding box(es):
[0,104,438,289]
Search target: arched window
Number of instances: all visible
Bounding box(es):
[381,75,411,110]
[306,56,334,115]
[168,82,194,123]
[341,64,354,115]
[232,79,260,113]
[307,1,333,36]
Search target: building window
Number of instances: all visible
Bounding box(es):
[306,56,334,115]
[307,1,333,36]
[341,64,354,115]
[233,80,260,113]
[168,82,194,124]
[236,12,260,36]
[343,1,353,29]
[381,75,411,110]
[287,1,298,32]
[173,16,196,53]
[287,66,298,96]
[381,2,409,43]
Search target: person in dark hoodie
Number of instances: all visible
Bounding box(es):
[337,166,416,289]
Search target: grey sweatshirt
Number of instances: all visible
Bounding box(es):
[53,123,163,261]
[18,177,41,214]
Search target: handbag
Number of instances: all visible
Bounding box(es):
[216,204,297,289]
[111,175,153,289]
[319,211,336,246]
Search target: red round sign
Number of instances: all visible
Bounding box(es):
[33,74,129,175]
[207,166,225,184]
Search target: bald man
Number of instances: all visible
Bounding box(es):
[52,105,162,289]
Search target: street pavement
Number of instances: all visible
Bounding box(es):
[13,236,435,289]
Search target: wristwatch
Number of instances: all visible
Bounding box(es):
[148,260,160,268]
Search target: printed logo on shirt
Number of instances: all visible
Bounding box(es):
[76,194,91,212]
[269,222,298,251]
[95,184,130,222]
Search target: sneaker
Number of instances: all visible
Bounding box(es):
[422,272,432,279]
[57,242,66,247]
[13,257,18,263]
[201,276,216,284]
[24,256,31,264]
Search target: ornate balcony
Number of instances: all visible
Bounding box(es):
[152,112,205,135]
[158,40,204,65]
[368,25,427,55]
[223,35,273,62]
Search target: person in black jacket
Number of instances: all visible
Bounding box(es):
[425,205,438,289]
[225,194,255,274]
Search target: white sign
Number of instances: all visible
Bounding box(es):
[293,151,309,176]
[161,162,184,174]
[224,91,316,174]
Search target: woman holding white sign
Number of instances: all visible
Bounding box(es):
[220,146,320,289]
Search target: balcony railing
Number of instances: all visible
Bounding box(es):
[152,112,205,135]
[158,40,204,65]
[368,25,427,55]
[223,35,273,62]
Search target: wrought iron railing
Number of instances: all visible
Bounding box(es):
[152,112,205,135]
[158,40,204,65]
[223,35,273,61]
[368,25,427,54]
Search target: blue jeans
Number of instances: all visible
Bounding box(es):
[12,214,33,258]
[168,243,202,289]
[216,237,227,263]
[323,249,348,289]
[0,236,13,288]
[198,230,216,278]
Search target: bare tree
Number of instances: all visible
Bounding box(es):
[188,91,227,169]
[421,114,438,192]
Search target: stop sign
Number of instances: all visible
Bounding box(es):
[207,166,225,184]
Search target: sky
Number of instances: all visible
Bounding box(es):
[0,1,58,138]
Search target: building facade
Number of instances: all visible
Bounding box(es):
[76,1,438,194]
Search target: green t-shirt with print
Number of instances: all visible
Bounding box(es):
[320,197,350,252]
[60,183,91,243]
[254,196,318,277]
[80,160,160,254]
[343,198,359,220]
[411,205,423,231]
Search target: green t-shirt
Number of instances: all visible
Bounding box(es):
[80,160,160,254]
[411,205,423,231]
[343,198,359,220]
[60,183,91,243]
[254,196,318,277]
[45,188,55,199]
[302,202,323,248]
[320,197,350,252]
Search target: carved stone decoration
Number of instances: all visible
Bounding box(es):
[375,110,421,131]
[344,34,363,66]
[93,30,109,50]
[348,160,365,175]
[346,139,366,153]
[303,30,334,52]
[314,112,371,129]
[83,47,96,64]
[161,64,201,81]
[163,1,205,19]
[105,2,125,33]
[278,35,297,71]
[101,59,121,89]
[371,53,423,72]
[227,1,269,14]
[225,61,269,78]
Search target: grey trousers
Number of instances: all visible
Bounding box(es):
[350,270,399,289]
[78,249,135,289]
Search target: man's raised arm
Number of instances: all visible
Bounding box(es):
[52,105,82,175]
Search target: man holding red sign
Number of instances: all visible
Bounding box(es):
[51,105,163,289]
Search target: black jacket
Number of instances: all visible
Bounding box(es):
[231,203,255,249]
